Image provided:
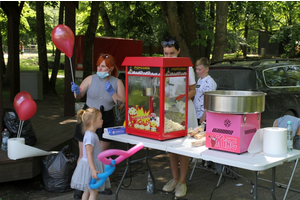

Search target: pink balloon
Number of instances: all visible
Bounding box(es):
[14,91,33,113]
[98,142,144,165]
[51,24,74,58]
[17,99,37,121]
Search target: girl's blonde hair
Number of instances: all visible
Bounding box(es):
[77,107,101,134]
[195,57,210,68]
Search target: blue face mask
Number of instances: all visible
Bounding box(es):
[97,71,109,79]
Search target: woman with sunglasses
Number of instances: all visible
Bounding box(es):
[161,37,198,198]
[71,54,125,198]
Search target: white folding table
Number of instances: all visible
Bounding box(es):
[200,147,300,199]
[103,131,300,200]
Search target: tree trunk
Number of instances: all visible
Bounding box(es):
[198,1,206,58]
[181,2,199,65]
[62,2,77,117]
[36,1,49,94]
[243,22,249,57]
[82,1,100,82]
[49,3,64,94]
[0,1,23,131]
[0,31,3,133]
[206,2,215,59]
[211,1,228,63]
[1,2,23,101]
[99,1,114,36]
[160,2,198,65]
[0,33,6,81]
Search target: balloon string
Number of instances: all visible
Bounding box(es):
[17,121,21,138]
[69,57,75,83]
[19,121,24,138]
[17,120,24,138]
[68,57,77,97]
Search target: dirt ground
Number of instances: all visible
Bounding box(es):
[0,141,171,200]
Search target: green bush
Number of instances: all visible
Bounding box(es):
[235,50,243,57]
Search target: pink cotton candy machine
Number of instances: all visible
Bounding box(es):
[204,90,266,154]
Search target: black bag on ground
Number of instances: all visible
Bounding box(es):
[3,108,37,146]
[42,145,77,193]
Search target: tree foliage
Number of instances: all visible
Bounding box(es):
[2,1,300,91]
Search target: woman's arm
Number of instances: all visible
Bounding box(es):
[86,144,99,179]
[77,141,83,164]
[111,79,126,109]
[74,75,92,99]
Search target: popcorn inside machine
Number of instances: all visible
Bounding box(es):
[122,57,193,140]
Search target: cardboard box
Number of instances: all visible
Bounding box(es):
[106,126,126,135]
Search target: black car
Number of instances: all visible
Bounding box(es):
[208,59,300,128]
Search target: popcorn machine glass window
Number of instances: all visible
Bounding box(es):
[122,57,193,141]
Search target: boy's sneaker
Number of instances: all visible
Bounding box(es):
[162,179,179,192]
[175,182,187,197]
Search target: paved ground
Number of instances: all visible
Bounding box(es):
[1,93,300,200]
[1,137,300,200]
[42,154,300,200]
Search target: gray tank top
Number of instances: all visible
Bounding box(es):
[86,74,118,111]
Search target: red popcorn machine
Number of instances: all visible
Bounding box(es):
[121,57,192,140]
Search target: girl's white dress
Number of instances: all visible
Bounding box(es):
[70,130,111,191]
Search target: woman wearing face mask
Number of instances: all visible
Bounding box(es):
[161,37,197,198]
[71,54,125,198]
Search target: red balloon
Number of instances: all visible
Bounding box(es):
[51,24,74,58]
[14,91,33,113]
[17,99,37,121]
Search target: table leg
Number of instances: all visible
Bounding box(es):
[216,165,226,187]
[189,159,198,181]
[283,159,299,200]
[146,147,155,194]
[114,144,131,200]
[271,167,276,200]
[254,171,258,200]
[114,145,157,199]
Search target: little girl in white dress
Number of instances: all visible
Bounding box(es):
[71,107,110,200]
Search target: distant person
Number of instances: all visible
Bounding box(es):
[70,107,110,200]
[71,54,125,198]
[273,115,300,136]
[274,115,300,149]
[161,36,198,198]
[193,57,217,169]
[193,57,217,125]
[19,40,24,54]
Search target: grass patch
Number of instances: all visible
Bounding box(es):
[19,53,65,77]
[2,53,67,99]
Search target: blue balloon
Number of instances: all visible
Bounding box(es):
[90,160,116,189]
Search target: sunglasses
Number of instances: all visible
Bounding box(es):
[100,54,109,59]
[161,40,176,47]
